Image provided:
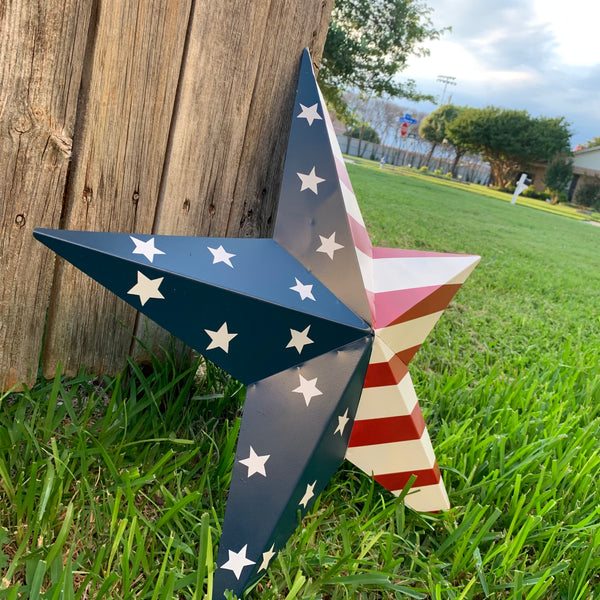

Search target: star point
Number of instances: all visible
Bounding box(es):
[127,271,164,306]
[130,236,165,263]
[205,322,237,353]
[292,374,322,406]
[297,166,325,194]
[297,103,322,126]
[258,545,276,572]
[334,409,350,436]
[299,481,316,508]
[239,446,270,478]
[290,277,315,301]
[316,232,344,259]
[220,544,256,580]
[209,245,236,268]
[286,325,313,354]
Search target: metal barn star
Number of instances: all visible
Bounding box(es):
[34,49,479,598]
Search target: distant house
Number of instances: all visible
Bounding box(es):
[526,145,600,199]
[569,145,600,200]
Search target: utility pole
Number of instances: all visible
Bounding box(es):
[437,75,456,105]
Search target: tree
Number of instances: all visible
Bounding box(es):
[545,154,573,201]
[446,107,571,189]
[348,122,381,157]
[419,104,465,172]
[349,124,381,144]
[317,0,444,121]
[581,136,600,149]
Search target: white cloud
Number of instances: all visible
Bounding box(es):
[532,0,599,66]
[398,0,600,146]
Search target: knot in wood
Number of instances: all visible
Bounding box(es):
[12,114,32,134]
[50,133,73,157]
[14,214,26,228]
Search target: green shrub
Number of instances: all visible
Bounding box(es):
[433,168,443,176]
[546,153,573,194]
[575,178,600,210]
[419,166,429,173]
[445,172,453,179]
[522,185,539,198]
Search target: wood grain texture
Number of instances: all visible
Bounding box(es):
[0,0,93,389]
[134,0,334,359]
[42,0,193,378]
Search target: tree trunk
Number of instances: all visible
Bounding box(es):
[357,125,364,157]
[451,149,466,178]
[425,142,437,168]
[490,159,519,189]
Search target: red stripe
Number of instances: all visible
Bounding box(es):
[334,155,353,191]
[348,402,426,447]
[365,289,376,322]
[383,284,462,326]
[374,463,441,490]
[363,353,408,388]
[372,285,441,329]
[395,345,421,366]
[346,214,372,256]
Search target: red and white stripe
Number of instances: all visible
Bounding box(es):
[346,337,450,511]
[320,99,479,511]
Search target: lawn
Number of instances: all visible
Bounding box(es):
[1,162,599,599]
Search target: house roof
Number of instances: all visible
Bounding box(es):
[573,145,600,156]
[573,145,600,176]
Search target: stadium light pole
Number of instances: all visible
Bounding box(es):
[437,75,457,105]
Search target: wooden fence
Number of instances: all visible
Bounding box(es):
[0,0,334,391]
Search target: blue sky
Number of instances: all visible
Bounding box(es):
[399,0,599,148]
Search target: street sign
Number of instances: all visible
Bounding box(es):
[400,122,408,136]
[399,113,418,125]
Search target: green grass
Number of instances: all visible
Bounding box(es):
[2,163,600,598]
[350,156,600,223]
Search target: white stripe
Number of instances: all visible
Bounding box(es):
[318,87,344,161]
[372,256,480,293]
[340,180,365,226]
[355,372,418,420]
[369,335,395,363]
[355,248,374,298]
[345,429,436,474]
[447,258,479,284]
[398,481,450,512]
[376,311,444,354]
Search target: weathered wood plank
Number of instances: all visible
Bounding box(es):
[0,0,93,390]
[134,0,334,358]
[42,0,193,378]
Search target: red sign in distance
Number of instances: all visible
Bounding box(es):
[401,122,408,136]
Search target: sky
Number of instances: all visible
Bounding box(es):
[400,0,600,148]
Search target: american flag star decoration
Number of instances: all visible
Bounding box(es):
[34,49,479,598]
